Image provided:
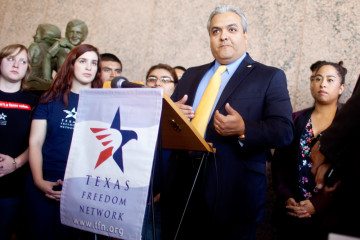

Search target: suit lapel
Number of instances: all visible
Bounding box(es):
[187,62,214,105]
[215,55,255,110]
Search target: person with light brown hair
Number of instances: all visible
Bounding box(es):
[0,44,38,240]
[142,63,178,240]
[145,63,178,96]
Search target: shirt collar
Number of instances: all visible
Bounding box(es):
[213,52,247,75]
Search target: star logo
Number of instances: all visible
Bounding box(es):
[90,107,138,172]
[63,108,77,119]
[0,113,6,120]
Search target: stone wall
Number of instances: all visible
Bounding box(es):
[1,0,359,110]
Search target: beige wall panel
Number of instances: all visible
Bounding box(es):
[0,0,359,110]
[295,1,360,110]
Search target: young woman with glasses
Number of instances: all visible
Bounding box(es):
[145,63,178,96]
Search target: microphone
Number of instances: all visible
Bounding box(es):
[110,76,144,88]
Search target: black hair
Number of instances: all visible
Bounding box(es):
[174,65,187,72]
[310,60,326,72]
[100,53,122,70]
[316,61,347,84]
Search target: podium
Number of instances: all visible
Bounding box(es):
[160,94,215,153]
[153,94,215,240]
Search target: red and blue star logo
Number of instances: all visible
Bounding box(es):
[90,107,138,172]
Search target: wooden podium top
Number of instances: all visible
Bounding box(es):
[161,95,215,153]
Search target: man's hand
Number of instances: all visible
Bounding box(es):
[175,95,194,120]
[313,162,331,191]
[310,141,340,192]
[311,140,329,190]
[213,103,245,136]
[310,140,327,190]
[310,140,325,175]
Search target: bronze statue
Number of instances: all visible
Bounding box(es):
[27,24,61,90]
[26,20,88,91]
[43,19,88,80]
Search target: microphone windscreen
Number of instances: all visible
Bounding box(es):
[111,76,128,88]
[111,76,144,88]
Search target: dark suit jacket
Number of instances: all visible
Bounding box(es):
[320,75,360,164]
[166,54,293,238]
[318,76,360,237]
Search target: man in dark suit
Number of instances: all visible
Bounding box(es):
[160,4,293,240]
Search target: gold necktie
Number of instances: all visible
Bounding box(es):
[192,65,227,137]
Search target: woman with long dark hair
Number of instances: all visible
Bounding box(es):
[27,44,102,239]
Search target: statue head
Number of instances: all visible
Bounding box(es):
[37,24,61,45]
[65,19,88,46]
[33,27,42,43]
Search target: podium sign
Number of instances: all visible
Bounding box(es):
[60,89,162,239]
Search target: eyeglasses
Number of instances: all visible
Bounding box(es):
[146,76,174,85]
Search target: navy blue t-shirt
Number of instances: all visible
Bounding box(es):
[0,90,38,197]
[33,92,79,181]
